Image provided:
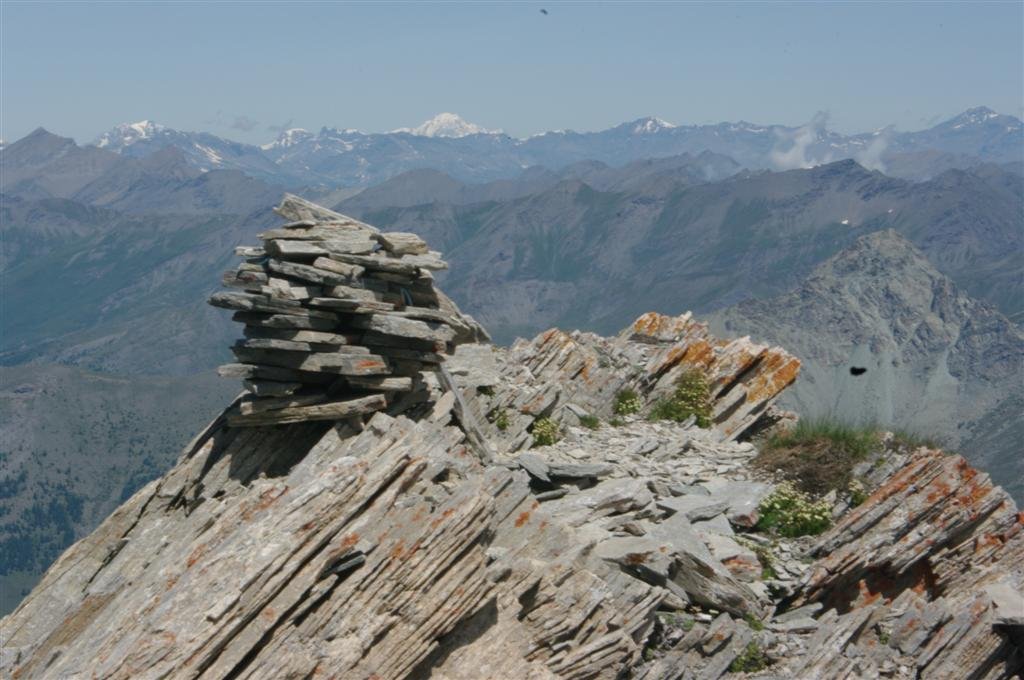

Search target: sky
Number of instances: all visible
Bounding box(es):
[2,1,1022,145]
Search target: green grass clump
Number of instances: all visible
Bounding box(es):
[531,417,561,447]
[753,419,880,495]
[891,429,944,451]
[749,542,777,579]
[657,612,697,632]
[578,414,601,430]
[613,388,642,416]
[743,614,765,632]
[489,408,510,431]
[756,482,832,537]
[848,478,869,507]
[608,417,625,427]
[647,368,712,427]
[729,641,769,673]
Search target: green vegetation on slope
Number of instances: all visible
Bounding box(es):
[752,419,880,496]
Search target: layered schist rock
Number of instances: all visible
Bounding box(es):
[2,197,1020,680]
[783,447,1024,679]
[448,311,800,455]
[212,193,487,427]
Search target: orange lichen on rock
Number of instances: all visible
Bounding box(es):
[742,353,801,404]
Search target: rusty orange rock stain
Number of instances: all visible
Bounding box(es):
[186,544,207,569]
[858,578,883,605]
[241,486,287,521]
[515,511,531,528]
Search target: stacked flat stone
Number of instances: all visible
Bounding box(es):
[211,194,461,427]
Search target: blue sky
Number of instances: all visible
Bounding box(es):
[2,1,1022,144]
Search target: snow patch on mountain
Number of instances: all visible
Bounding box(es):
[631,117,676,134]
[394,113,500,138]
[95,120,166,148]
[261,128,314,150]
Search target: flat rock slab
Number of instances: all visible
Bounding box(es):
[268,259,359,287]
[274,193,378,231]
[218,363,336,385]
[375,232,428,255]
[351,314,456,344]
[232,347,390,376]
[243,328,360,346]
[239,392,329,415]
[595,536,674,582]
[703,533,761,582]
[700,479,772,527]
[233,312,339,331]
[227,394,386,426]
[235,338,370,354]
[515,452,551,482]
[328,252,421,276]
[548,462,614,479]
[657,496,730,522]
[345,376,414,392]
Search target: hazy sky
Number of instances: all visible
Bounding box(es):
[3,1,1022,145]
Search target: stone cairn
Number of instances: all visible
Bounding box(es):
[210,194,476,427]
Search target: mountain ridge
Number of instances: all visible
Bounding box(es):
[10,106,1016,187]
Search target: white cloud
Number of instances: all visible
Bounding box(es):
[770,111,832,170]
[854,127,893,172]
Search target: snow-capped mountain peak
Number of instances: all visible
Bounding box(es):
[95,120,166,148]
[261,128,314,150]
[630,117,676,134]
[946,106,1007,129]
[395,113,500,138]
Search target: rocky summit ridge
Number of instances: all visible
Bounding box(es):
[1,198,1021,679]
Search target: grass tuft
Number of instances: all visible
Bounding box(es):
[647,368,713,428]
[753,418,880,495]
[613,388,642,416]
[531,417,561,447]
[729,641,769,673]
[578,414,601,430]
[891,429,945,451]
[489,408,510,431]
[755,482,832,537]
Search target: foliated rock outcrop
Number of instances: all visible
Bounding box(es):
[212,193,487,427]
[447,311,801,455]
[2,197,1020,679]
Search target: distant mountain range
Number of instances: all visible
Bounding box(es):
[344,159,1023,339]
[17,106,1021,187]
